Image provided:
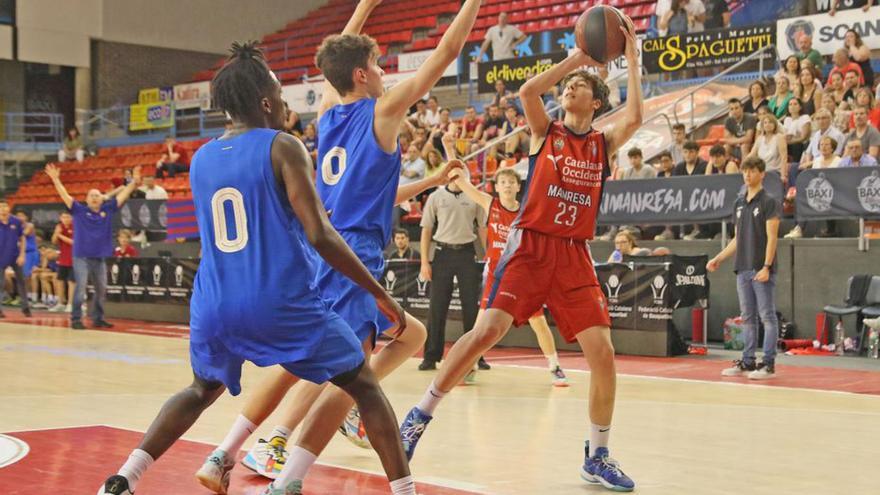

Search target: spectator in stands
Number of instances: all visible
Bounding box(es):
[138,176,168,200]
[851,88,880,129]
[0,199,31,317]
[408,99,433,129]
[838,138,879,167]
[500,106,527,158]
[669,123,688,165]
[827,72,848,106]
[45,163,141,330]
[302,122,318,165]
[723,98,757,159]
[155,136,189,179]
[492,80,515,107]
[800,109,846,170]
[776,56,801,90]
[828,48,864,87]
[795,34,824,73]
[282,101,303,137]
[656,150,676,178]
[708,156,780,380]
[846,106,880,159]
[828,0,875,15]
[795,67,823,116]
[419,168,485,371]
[845,29,875,89]
[58,127,85,163]
[620,147,657,179]
[114,229,139,258]
[783,98,812,165]
[768,77,794,119]
[743,81,768,115]
[707,144,739,174]
[608,231,651,263]
[387,228,420,261]
[424,148,445,180]
[842,70,862,107]
[426,96,442,128]
[50,211,74,313]
[702,0,731,30]
[815,136,843,168]
[458,105,484,154]
[400,144,427,185]
[674,141,707,176]
[480,104,505,154]
[658,0,704,35]
[748,114,788,181]
[478,12,526,61]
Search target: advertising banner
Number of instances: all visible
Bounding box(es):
[642,24,776,74]
[476,51,567,93]
[138,87,173,105]
[398,50,458,77]
[795,167,880,220]
[777,6,880,58]
[130,102,174,131]
[173,81,212,110]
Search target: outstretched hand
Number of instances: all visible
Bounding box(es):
[45,163,60,181]
[436,159,465,185]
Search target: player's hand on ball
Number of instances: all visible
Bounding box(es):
[619,15,638,61]
[437,159,465,185]
[375,291,406,338]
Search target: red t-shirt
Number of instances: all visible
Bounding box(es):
[169,143,189,165]
[514,122,610,241]
[461,117,483,138]
[485,197,519,274]
[827,62,865,86]
[57,222,73,267]
[114,244,139,258]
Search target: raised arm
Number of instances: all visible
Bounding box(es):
[272,132,405,331]
[374,0,482,147]
[45,164,74,209]
[394,159,462,204]
[605,16,643,156]
[520,50,594,152]
[115,166,142,207]
[448,167,492,212]
[317,0,383,119]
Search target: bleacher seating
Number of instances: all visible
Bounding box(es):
[192,0,655,84]
[8,139,207,207]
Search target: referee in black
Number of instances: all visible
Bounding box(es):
[419,172,486,370]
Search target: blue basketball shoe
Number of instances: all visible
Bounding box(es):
[580,441,635,492]
[399,407,432,460]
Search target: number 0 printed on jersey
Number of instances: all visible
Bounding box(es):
[211,187,248,253]
[322,146,347,185]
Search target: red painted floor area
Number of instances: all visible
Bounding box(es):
[0,426,476,495]
[4,311,880,395]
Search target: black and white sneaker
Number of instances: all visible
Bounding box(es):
[748,362,775,380]
[721,359,756,377]
[97,475,133,495]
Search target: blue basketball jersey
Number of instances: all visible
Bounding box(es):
[188,129,333,362]
[317,98,401,244]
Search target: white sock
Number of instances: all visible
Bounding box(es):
[217,414,257,456]
[275,446,317,486]
[390,475,417,495]
[589,424,611,457]
[118,448,154,491]
[268,425,291,441]
[546,352,560,370]
[416,381,446,416]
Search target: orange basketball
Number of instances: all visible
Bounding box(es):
[574,5,627,64]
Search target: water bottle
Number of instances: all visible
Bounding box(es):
[834,320,845,356]
[610,250,623,263]
[869,328,879,359]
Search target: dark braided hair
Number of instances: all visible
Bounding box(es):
[212,41,275,121]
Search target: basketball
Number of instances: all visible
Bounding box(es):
[575,5,628,64]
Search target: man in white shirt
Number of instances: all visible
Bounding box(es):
[138,176,168,200]
[400,145,427,186]
[478,12,527,61]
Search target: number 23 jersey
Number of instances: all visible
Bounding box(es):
[514,121,610,241]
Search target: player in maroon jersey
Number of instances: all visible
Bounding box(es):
[400,14,642,492]
[446,161,568,387]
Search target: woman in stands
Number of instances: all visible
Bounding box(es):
[748,114,788,183]
[795,67,823,116]
[782,98,811,166]
[845,29,874,89]
[850,88,880,130]
[608,231,650,263]
[768,77,794,120]
[827,72,848,106]
[776,56,801,90]
[743,81,768,115]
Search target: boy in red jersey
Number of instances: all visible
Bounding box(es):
[400,15,643,492]
[446,161,568,387]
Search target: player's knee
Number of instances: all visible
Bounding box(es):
[190,377,224,405]
[475,323,505,348]
[592,339,616,366]
[405,318,427,345]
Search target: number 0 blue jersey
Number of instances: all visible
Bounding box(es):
[317,98,401,244]
[188,129,361,380]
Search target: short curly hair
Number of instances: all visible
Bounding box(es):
[560,69,611,117]
[315,34,379,96]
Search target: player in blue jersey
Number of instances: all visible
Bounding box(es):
[97,42,414,495]
[202,0,484,489]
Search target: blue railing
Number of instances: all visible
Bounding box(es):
[0,112,65,151]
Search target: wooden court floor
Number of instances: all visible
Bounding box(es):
[1,320,879,495]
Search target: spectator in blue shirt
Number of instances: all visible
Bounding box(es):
[45,163,141,329]
[839,140,879,168]
[0,199,31,318]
